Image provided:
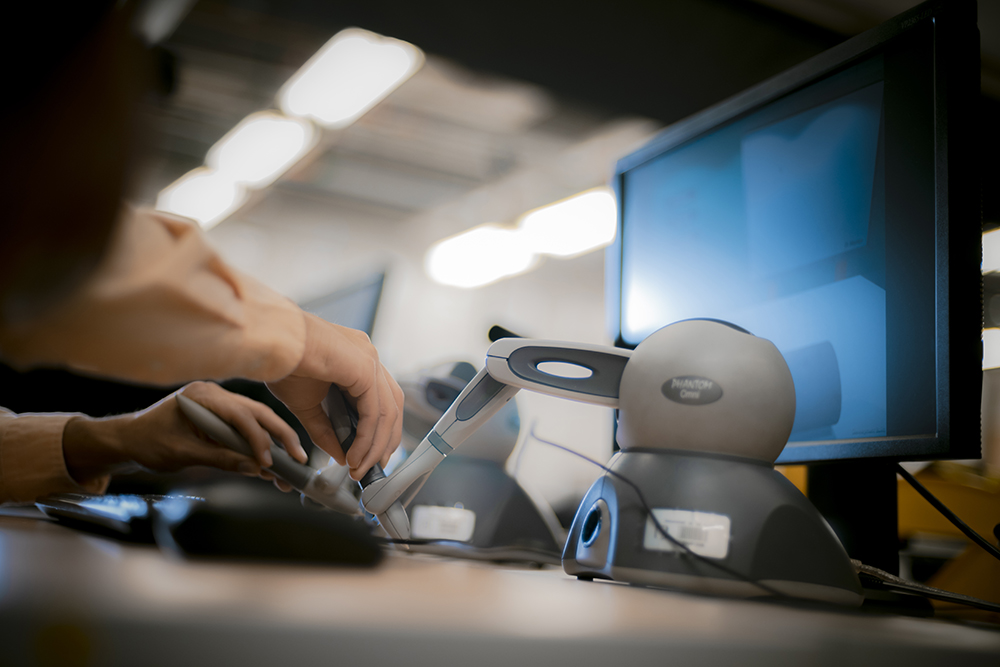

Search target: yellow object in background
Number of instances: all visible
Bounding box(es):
[898,463,1000,613]
[780,460,1000,618]
[776,465,807,494]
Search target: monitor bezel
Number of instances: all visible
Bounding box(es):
[606,0,982,464]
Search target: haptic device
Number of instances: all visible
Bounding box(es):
[364,319,863,605]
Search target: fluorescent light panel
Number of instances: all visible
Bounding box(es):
[157,28,422,229]
[985,229,1000,273]
[279,28,423,128]
[425,188,618,288]
[985,329,1000,370]
[206,111,316,189]
[155,168,247,230]
[157,112,314,228]
[426,225,537,289]
[519,189,617,257]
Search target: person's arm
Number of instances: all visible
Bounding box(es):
[0,207,402,475]
[0,382,306,503]
[267,312,404,480]
[0,208,306,384]
[0,407,96,503]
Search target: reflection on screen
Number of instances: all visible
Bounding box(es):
[743,83,883,276]
[622,72,889,443]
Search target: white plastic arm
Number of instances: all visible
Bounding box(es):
[361,338,633,540]
[361,367,520,523]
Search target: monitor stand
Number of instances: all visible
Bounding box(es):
[807,460,899,575]
[808,461,941,615]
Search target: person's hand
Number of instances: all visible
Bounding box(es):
[266,312,403,481]
[62,381,307,490]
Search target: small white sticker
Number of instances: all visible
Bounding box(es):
[643,508,731,559]
[410,505,477,542]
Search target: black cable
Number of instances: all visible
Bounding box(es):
[895,464,1000,563]
[526,428,788,599]
[855,561,1000,613]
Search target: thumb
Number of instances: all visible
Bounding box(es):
[292,405,346,465]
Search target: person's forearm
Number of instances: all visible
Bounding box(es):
[0,208,307,386]
[0,410,104,502]
[62,415,135,487]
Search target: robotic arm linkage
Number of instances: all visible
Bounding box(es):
[361,339,632,541]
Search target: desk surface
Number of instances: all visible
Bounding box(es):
[1,514,998,667]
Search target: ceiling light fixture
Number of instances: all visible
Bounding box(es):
[425,187,618,288]
[984,228,1000,273]
[156,28,422,229]
[425,224,537,289]
[206,111,316,189]
[155,168,247,230]
[985,329,1000,370]
[519,188,617,258]
[278,28,424,128]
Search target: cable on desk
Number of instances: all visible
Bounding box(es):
[854,560,1000,613]
[895,464,1000,564]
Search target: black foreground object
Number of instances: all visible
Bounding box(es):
[152,479,382,567]
[36,493,172,544]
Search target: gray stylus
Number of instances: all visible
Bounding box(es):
[175,393,360,514]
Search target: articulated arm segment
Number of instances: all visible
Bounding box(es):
[362,339,631,541]
[360,367,521,536]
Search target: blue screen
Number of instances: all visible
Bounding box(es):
[618,52,940,455]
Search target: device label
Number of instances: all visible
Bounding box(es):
[661,376,723,405]
[410,505,476,542]
[643,508,731,559]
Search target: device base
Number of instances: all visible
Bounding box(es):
[562,450,863,606]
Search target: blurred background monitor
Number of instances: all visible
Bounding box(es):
[607,0,981,467]
[300,272,385,336]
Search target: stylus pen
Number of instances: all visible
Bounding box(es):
[176,393,360,515]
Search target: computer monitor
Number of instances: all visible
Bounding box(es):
[608,0,981,465]
[300,272,385,336]
[605,0,981,570]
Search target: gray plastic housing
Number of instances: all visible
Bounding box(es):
[486,338,632,408]
[615,320,795,463]
[406,456,562,563]
[562,450,863,606]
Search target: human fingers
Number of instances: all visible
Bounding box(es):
[381,368,405,468]
[291,397,348,465]
[265,373,350,464]
[179,382,305,467]
[258,469,294,492]
[288,316,388,468]
[387,367,404,457]
[344,360,381,476]
[333,332,404,478]
[116,395,263,475]
[353,365,402,479]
